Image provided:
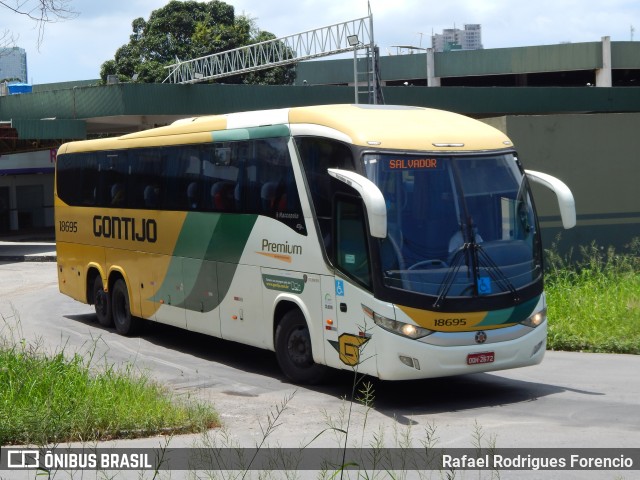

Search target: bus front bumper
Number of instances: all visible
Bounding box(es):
[373,322,547,381]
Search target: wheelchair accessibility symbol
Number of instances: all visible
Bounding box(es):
[478,276,492,295]
[335,280,345,296]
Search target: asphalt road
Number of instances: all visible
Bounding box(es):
[1,261,638,479]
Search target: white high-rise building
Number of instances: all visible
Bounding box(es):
[0,47,28,83]
[432,24,483,52]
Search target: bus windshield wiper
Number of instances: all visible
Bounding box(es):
[433,213,477,308]
[475,244,519,302]
[433,242,520,308]
[433,243,470,309]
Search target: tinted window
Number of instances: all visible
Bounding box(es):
[295,137,356,255]
[335,195,371,289]
[56,137,305,234]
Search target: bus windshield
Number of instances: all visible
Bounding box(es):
[364,152,542,299]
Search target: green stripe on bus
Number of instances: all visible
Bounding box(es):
[505,296,540,324]
[477,295,540,326]
[151,213,258,312]
[207,214,258,309]
[173,212,221,258]
[211,125,290,142]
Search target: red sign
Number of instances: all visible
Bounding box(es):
[467,352,495,365]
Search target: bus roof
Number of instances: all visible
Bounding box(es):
[58,104,513,154]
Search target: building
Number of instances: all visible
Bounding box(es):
[296,37,628,88]
[0,47,28,83]
[432,24,482,52]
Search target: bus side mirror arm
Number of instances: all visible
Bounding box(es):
[525,170,576,229]
[328,168,387,238]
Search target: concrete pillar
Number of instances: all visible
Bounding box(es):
[426,48,441,87]
[9,183,18,231]
[596,36,612,87]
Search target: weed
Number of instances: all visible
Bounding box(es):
[544,236,640,354]
[0,311,219,446]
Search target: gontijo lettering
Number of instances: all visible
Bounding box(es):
[93,215,157,243]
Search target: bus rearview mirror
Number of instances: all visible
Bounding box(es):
[328,168,387,238]
[526,170,576,229]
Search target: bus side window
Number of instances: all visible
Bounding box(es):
[56,153,100,207]
[98,151,128,208]
[260,182,279,213]
[55,154,82,206]
[187,181,200,209]
[129,150,163,210]
[335,195,371,289]
[250,137,305,233]
[143,185,159,208]
[210,181,235,211]
[160,146,190,210]
[110,183,125,206]
[296,137,356,253]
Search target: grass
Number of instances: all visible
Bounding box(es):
[544,237,640,354]
[0,323,220,446]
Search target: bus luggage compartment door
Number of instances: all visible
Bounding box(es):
[219,263,265,348]
[184,258,220,337]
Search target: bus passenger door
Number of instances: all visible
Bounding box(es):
[326,195,379,376]
[184,258,221,337]
[330,276,379,377]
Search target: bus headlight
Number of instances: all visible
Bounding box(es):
[520,308,547,328]
[362,305,433,339]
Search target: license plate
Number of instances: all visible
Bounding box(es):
[467,352,495,365]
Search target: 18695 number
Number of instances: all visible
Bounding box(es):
[59,220,78,233]
[434,318,467,327]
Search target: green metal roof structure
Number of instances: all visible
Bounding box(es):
[297,39,640,86]
[2,83,640,142]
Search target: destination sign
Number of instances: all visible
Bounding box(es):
[386,158,441,170]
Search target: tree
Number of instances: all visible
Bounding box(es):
[0,0,78,49]
[229,30,296,86]
[100,0,295,85]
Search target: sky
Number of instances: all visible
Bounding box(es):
[2,0,639,84]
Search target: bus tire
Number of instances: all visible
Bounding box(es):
[111,278,141,336]
[93,275,113,327]
[275,309,327,384]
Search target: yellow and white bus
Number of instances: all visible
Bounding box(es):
[55,104,575,383]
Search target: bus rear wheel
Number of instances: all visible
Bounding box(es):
[111,279,141,336]
[93,275,112,327]
[275,309,327,384]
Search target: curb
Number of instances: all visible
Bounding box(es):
[24,255,57,262]
[0,255,57,262]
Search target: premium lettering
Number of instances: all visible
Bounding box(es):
[261,238,302,255]
[93,215,157,243]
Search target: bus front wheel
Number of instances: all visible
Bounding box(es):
[275,309,327,384]
[111,279,141,336]
[93,275,112,327]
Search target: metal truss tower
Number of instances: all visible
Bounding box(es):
[163,10,381,104]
